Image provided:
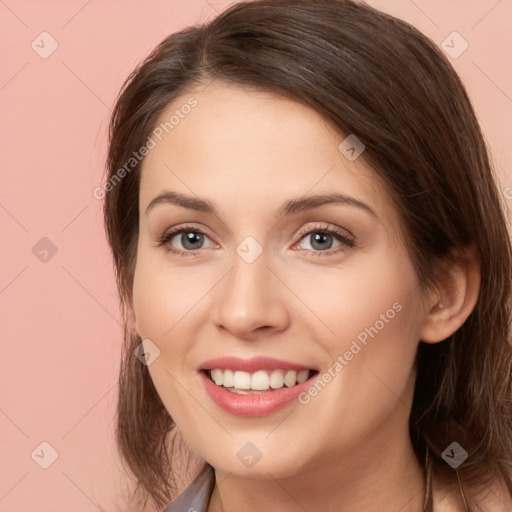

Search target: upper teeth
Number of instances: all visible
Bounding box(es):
[209,369,310,391]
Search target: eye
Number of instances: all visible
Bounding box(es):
[156,222,355,258]
[294,223,355,256]
[155,224,215,257]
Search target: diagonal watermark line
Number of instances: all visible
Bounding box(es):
[264,410,295,439]
[484,487,512,511]
[367,367,411,411]
[266,163,336,235]
[0,472,29,502]
[201,0,221,14]
[0,62,29,92]
[0,266,28,295]
[61,0,93,29]
[196,68,222,94]
[397,487,423,511]
[407,0,439,28]
[0,408,29,438]
[210,469,234,510]
[472,61,512,104]
[60,265,122,327]
[61,470,105,511]
[60,204,89,233]
[265,471,309,511]
[163,367,234,438]
[164,266,234,337]
[471,0,501,30]
[404,189,433,199]
[403,280,423,301]
[163,163,231,234]
[0,0,29,28]
[455,472,471,511]
[61,381,118,439]
[61,61,110,109]
[265,265,336,335]
[214,469,233,488]
[0,201,29,232]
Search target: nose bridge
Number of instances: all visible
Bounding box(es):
[213,239,289,337]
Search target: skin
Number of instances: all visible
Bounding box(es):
[129,82,481,512]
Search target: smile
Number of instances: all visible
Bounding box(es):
[198,356,320,416]
[206,368,314,393]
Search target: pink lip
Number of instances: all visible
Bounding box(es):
[199,370,317,417]
[198,356,315,373]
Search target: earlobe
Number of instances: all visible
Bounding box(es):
[420,246,480,344]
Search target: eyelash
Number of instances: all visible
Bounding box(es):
[155,222,356,258]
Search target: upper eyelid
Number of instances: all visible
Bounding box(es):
[161,222,346,238]
[296,222,354,240]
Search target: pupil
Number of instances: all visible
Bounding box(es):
[312,233,332,250]
[183,232,202,249]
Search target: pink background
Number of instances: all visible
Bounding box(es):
[1,1,511,510]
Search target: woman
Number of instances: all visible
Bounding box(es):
[102,0,512,510]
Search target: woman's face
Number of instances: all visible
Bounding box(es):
[131,82,429,478]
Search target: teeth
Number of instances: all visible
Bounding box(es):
[251,370,269,391]
[284,370,297,387]
[269,370,284,389]
[234,370,251,389]
[222,369,234,387]
[296,369,309,384]
[208,368,311,391]
[212,369,223,386]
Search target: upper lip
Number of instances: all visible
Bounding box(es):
[198,356,316,373]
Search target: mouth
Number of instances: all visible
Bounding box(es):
[202,368,319,394]
[198,356,320,415]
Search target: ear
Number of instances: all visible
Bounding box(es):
[420,245,480,344]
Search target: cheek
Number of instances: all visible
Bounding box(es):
[131,256,208,425]
[131,250,211,342]
[290,251,422,401]
[286,250,420,349]
[132,265,170,340]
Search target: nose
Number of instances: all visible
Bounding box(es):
[212,247,290,340]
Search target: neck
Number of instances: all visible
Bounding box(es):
[208,404,425,512]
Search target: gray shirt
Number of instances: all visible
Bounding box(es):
[163,463,215,512]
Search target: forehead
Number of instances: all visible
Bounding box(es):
[139,82,391,222]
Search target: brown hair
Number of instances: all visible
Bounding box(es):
[103,0,512,509]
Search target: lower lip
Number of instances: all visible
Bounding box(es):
[199,371,316,417]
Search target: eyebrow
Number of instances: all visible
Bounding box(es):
[145,190,378,218]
